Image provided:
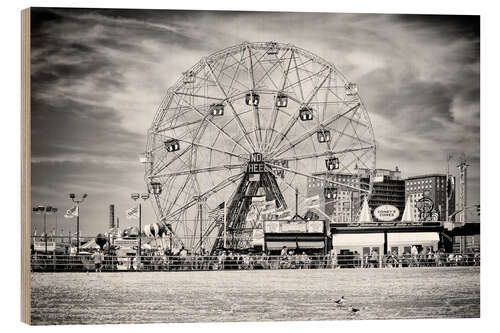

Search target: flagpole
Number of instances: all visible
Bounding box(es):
[223,201,227,249]
[76,204,80,254]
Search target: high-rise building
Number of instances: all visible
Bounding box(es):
[307,167,405,222]
[456,157,468,223]
[307,172,361,222]
[109,204,115,229]
[359,167,405,221]
[405,174,455,221]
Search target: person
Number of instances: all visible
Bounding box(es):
[411,245,418,258]
[218,250,226,270]
[99,250,105,271]
[92,249,103,272]
[280,246,288,258]
[370,248,379,268]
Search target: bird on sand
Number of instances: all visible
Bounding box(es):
[348,306,360,313]
[334,296,345,306]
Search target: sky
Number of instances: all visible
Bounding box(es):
[30,8,480,235]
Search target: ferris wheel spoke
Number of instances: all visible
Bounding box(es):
[271,102,360,159]
[284,66,330,92]
[155,118,206,134]
[262,51,294,151]
[254,48,291,88]
[291,51,305,100]
[149,164,245,179]
[204,59,258,152]
[162,175,195,218]
[265,162,369,193]
[174,91,223,101]
[165,172,245,219]
[264,165,298,196]
[174,137,248,161]
[225,50,250,97]
[329,108,370,153]
[346,148,373,172]
[274,145,375,163]
[245,46,265,150]
[268,68,332,155]
[151,144,192,176]
[173,91,252,154]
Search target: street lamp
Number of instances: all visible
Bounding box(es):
[32,205,57,253]
[69,193,88,254]
[131,192,150,257]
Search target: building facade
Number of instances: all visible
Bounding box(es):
[307,172,362,223]
[359,167,405,222]
[405,174,455,222]
[307,167,405,223]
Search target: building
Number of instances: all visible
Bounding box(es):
[306,167,405,222]
[307,172,362,223]
[330,223,443,259]
[359,167,406,222]
[405,174,455,222]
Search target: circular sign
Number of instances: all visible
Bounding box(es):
[416,197,434,213]
[374,205,400,221]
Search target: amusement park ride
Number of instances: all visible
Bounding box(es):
[142,42,377,254]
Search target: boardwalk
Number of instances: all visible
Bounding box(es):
[31,266,479,325]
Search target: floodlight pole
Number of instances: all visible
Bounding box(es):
[132,193,149,258]
[43,212,47,253]
[70,193,88,254]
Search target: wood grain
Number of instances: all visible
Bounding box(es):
[21,7,31,325]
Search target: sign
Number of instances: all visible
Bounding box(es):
[281,223,307,233]
[247,153,265,173]
[264,221,280,233]
[307,220,324,233]
[373,205,400,221]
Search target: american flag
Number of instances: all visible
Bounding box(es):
[208,202,225,222]
[126,206,139,219]
[64,205,78,219]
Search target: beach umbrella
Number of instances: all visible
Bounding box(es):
[129,226,139,237]
[143,224,152,237]
[158,224,167,237]
[95,233,107,249]
[150,223,160,238]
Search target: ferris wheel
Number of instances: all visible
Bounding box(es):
[143,41,376,253]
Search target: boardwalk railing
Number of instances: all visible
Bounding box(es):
[30,252,480,272]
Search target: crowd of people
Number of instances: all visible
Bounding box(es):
[31,244,480,272]
[132,246,320,271]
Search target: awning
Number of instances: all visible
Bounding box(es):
[332,233,384,247]
[297,241,325,249]
[387,232,439,246]
[266,241,298,250]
